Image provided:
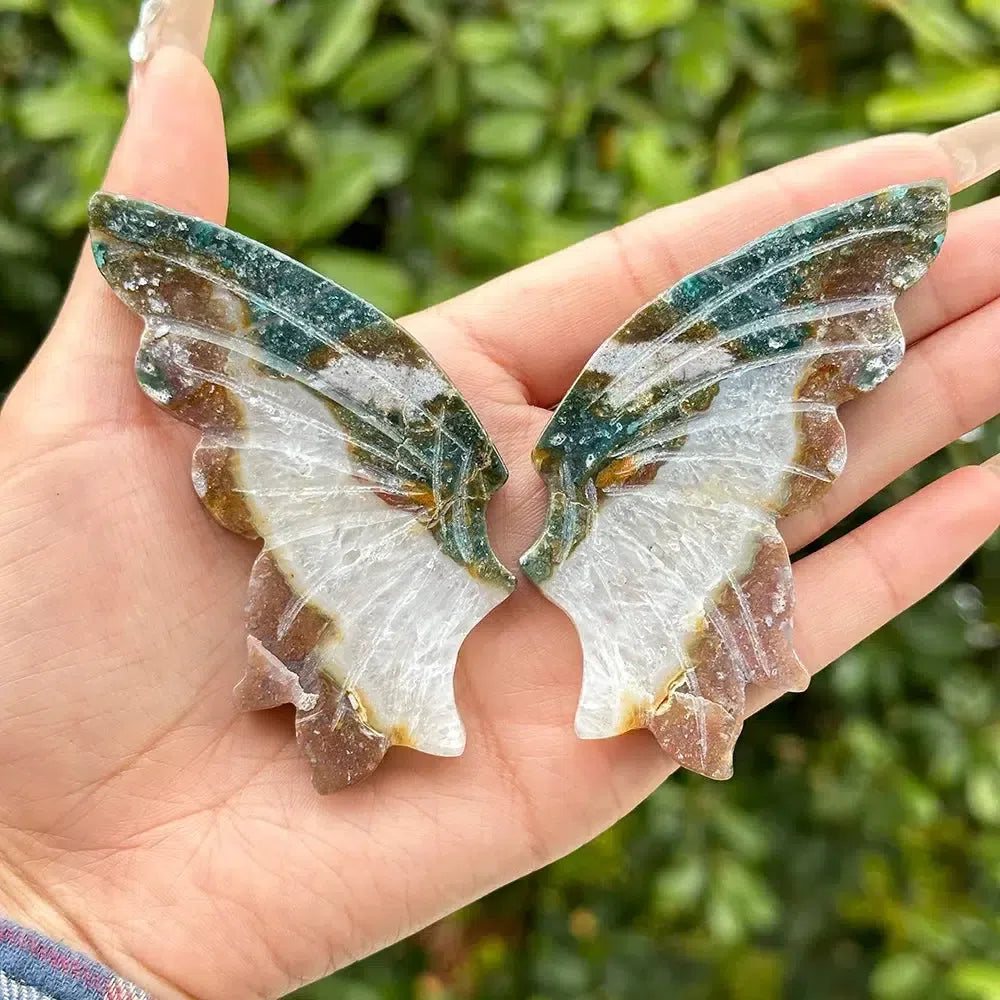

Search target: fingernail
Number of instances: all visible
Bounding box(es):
[931,110,1000,195]
[129,0,214,99]
[981,453,1000,477]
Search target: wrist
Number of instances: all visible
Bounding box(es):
[0,915,155,1000]
[0,853,108,966]
[0,850,189,1000]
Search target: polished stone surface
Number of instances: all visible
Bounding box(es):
[521,181,949,779]
[90,193,514,792]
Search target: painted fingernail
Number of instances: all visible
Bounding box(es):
[981,453,1000,477]
[129,0,214,104]
[932,110,1000,194]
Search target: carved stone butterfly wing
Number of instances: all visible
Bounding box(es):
[521,181,949,779]
[90,194,515,792]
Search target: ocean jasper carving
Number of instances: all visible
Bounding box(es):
[521,181,949,779]
[90,193,515,793]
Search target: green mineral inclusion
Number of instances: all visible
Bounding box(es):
[88,192,514,592]
[521,180,950,583]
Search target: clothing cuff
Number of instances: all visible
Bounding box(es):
[0,918,153,1000]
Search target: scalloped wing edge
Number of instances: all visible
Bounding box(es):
[520,180,950,778]
[89,192,515,792]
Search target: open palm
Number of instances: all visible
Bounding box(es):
[0,50,997,1000]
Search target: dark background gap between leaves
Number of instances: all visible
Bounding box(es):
[2,1,1000,998]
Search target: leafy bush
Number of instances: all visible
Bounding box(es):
[2,1,999,998]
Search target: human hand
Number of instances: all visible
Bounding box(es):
[0,19,998,1000]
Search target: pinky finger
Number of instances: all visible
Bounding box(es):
[748,461,1000,718]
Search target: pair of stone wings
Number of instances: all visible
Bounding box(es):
[89,181,949,792]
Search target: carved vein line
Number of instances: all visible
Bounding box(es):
[613,296,892,406]
[630,339,898,437]
[612,401,837,462]
[127,239,471,454]
[591,222,912,408]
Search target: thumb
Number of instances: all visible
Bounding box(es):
[11,41,228,431]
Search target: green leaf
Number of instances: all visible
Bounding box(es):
[469,62,554,109]
[453,19,520,64]
[624,125,700,205]
[16,80,122,140]
[231,0,278,30]
[432,57,461,123]
[967,766,1000,825]
[303,248,415,317]
[203,9,235,77]
[556,80,595,137]
[528,0,606,45]
[516,152,567,211]
[225,97,295,150]
[227,174,299,244]
[467,110,547,159]
[653,857,706,916]
[966,0,1000,31]
[297,155,379,241]
[53,1,130,78]
[0,218,45,256]
[716,859,779,932]
[297,0,382,90]
[867,68,1000,128]
[598,87,663,125]
[294,123,410,186]
[871,954,936,1000]
[951,963,1000,1000]
[606,0,696,39]
[705,893,744,946]
[721,951,784,1000]
[888,0,986,62]
[337,127,410,185]
[592,41,655,92]
[671,7,734,102]
[448,192,522,264]
[394,0,447,39]
[71,118,117,189]
[519,212,599,262]
[338,37,434,108]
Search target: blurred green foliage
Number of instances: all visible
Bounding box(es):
[2,0,1000,997]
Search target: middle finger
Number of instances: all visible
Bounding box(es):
[781,289,1000,553]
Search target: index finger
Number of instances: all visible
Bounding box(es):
[407,117,1000,409]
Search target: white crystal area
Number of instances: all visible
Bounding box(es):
[225,365,502,756]
[542,353,817,739]
[535,285,906,740]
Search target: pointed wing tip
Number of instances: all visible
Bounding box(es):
[518,544,550,586]
[572,705,739,784]
[648,696,740,781]
[498,566,518,594]
[88,191,215,243]
[910,176,950,197]
[869,177,949,206]
[414,734,467,757]
[88,189,121,212]
[88,192,159,275]
[87,190,110,219]
[784,661,811,694]
[88,190,140,230]
[478,561,517,595]
[88,192,119,273]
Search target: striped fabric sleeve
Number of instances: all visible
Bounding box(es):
[0,920,152,1000]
